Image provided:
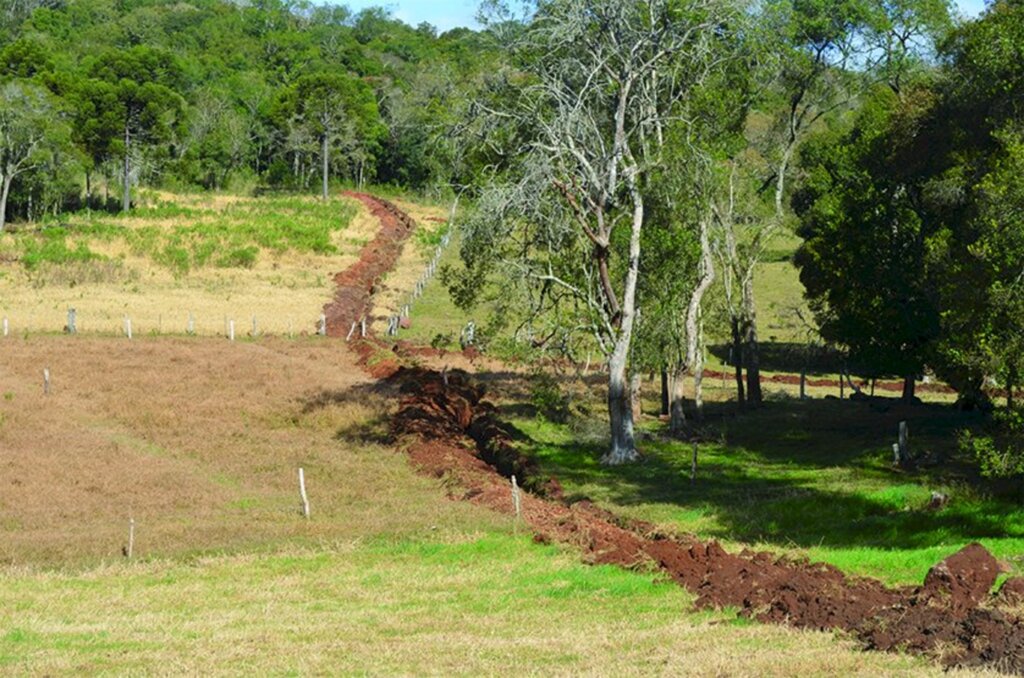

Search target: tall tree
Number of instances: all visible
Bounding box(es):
[85,46,186,212]
[458,0,740,463]
[0,80,72,232]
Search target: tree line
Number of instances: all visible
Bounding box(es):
[0,0,492,229]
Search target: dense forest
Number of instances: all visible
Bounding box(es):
[0,0,1021,471]
[0,0,490,220]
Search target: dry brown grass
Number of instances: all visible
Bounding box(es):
[0,335,503,566]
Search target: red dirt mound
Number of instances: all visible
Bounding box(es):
[322,192,416,336]
[386,367,1024,674]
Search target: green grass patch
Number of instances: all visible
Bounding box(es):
[9,195,358,276]
[516,398,1024,586]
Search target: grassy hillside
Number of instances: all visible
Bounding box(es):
[0,192,369,337]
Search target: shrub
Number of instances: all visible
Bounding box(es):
[960,408,1024,480]
[529,371,570,423]
[217,246,258,269]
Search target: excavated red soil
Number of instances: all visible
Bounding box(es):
[321,192,417,336]
[387,367,1024,673]
[336,193,1024,674]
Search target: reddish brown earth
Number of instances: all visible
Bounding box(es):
[335,193,1024,674]
[321,192,417,336]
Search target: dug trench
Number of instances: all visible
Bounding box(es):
[329,193,1024,674]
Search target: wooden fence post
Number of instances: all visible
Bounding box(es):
[43,368,50,395]
[298,468,310,519]
[66,308,76,334]
[691,442,698,484]
[898,421,909,465]
[228,320,235,342]
[126,517,135,559]
[511,475,521,520]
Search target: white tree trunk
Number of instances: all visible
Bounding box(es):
[602,191,644,465]
[0,174,11,233]
[671,216,715,432]
[321,133,329,201]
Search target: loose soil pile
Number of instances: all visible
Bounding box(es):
[388,367,1024,674]
[341,193,1024,674]
[322,192,416,336]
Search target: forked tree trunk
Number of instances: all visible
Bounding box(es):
[902,375,916,403]
[671,216,715,432]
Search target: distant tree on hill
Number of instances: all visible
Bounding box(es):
[83,46,186,212]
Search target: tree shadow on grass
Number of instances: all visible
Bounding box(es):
[522,395,1018,553]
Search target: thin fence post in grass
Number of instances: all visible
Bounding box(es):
[898,421,909,465]
[228,320,235,342]
[251,315,258,338]
[318,314,327,337]
[66,308,76,335]
[511,474,522,521]
[839,372,845,400]
[346,321,357,342]
[288,320,294,339]
[124,316,132,340]
[187,312,195,336]
[800,368,807,400]
[3,316,9,337]
[298,467,310,519]
[126,517,135,559]
[360,317,366,338]
[691,442,698,484]
[43,367,50,395]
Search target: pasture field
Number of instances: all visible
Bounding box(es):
[0,192,370,337]
[0,334,965,677]
[0,193,1004,676]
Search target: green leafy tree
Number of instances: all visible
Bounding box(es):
[84,45,186,211]
[0,80,74,231]
[794,87,943,401]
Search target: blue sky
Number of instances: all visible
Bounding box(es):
[335,0,990,32]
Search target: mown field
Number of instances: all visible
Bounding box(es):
[0,192,1008,676]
